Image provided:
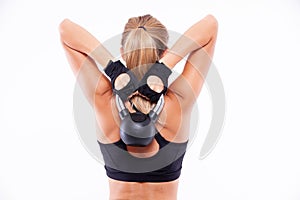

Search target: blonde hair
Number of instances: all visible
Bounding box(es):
[121,14,169,114]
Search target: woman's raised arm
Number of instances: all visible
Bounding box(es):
[160,15,218,107]
[59,19,113,105]
[59,19,114,70]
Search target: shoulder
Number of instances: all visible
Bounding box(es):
[94,93,121,143]
[155,91,189,143]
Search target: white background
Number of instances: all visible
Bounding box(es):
[1,0,300,199]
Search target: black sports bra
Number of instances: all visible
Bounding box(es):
[98,132,188,182]
[104,60,172,103]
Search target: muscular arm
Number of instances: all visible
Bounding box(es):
[160,14,218,69]
[59,19,113,104]
[59,19,114,70]
[160,15,218,106]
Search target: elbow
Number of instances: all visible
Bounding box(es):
[205,14,218,25]
[205,14,218,32]
[59,18,71,32]
[58,18,71,41]
[202,14,218,39]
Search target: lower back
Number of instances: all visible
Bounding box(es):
[108,178,179,200]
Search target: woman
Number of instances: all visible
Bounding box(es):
[59,14,218,200]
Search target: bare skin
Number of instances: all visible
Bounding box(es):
[59,14,218,200]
